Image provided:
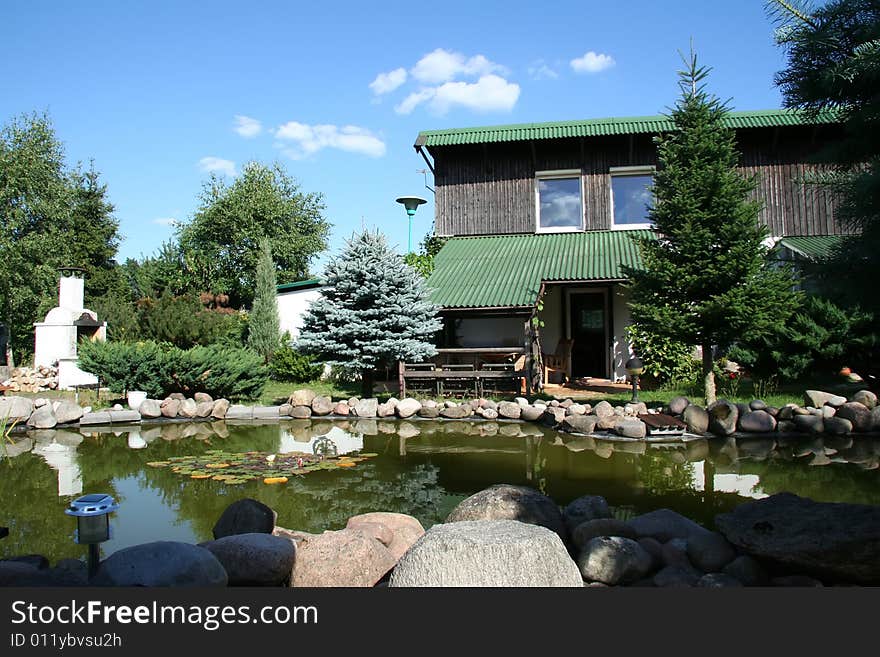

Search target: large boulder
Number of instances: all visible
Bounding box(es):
[738,410,777,433]
[497,401,521,419]
[562,415,598,434]
[627,508,711,543]
[835,402,873,432]
[194,392,213,404]
[396,398,421,419]
[563,495,611,533]
[593,400,614,418]
[213,498,277,539]
[346,512,425,562]
[161,399,181,418]
[446,484,568,542]
[92,542,227,587]
[851,390,877,410]
[577,536,654,585]
[686,531,737,572]
[200,533,295,586]
[707,400,738,436]
[178,398,198,418]
[195,401,214,418]
[211,398,230,419]
[54,401,84,424]
[792,414,824,434]
[804,390,847,408]
[310,397,334,415]
[291,529,396,587]
[353,398,378,418]
[571,518,636,550]
[389,520,582,587]
[520,405,544,422]
[288,389,317,407]
[715,492,880,584]
[613,419,646,439]
[440,405,471,419]
[667,396,690,415]
[138,399,162,419]
[683,404,709,434]
[0,396,33,421]
[26,405,57,429]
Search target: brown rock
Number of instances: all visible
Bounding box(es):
[161,399,181,418]
[333,402,350,416]
[288,389,317,407]
[194,392,213,404]
[291,529,396,587]
[345,512,425,561]
[211,399,230,418]
[196,401,214,418]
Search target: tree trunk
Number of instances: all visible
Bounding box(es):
[702,343,716,406]
[361,369,374,399]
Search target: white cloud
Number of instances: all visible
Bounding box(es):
[233,115,262,137]
[411,48,506,84]
[152,217,177,227]
[396,75,520,115]
[275,122,386,158]
[570,51,615,74]
[198,156,236,177]
[528,59,559,80]
[369,67,407,95]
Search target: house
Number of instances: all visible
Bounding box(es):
[414,109,845,388]
[276,278,323,341]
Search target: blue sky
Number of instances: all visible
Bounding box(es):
[3,0,788,270]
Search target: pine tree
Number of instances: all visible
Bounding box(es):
[247,237,281,363]
[297,229,442,397]
[625,51,800,404]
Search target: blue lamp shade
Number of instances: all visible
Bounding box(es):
[65,494,119,544]
[395,195,427,216]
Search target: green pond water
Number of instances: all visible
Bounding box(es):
[1,418,879,564]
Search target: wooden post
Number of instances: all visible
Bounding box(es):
[523,320,532,396]
[398,361,406,397]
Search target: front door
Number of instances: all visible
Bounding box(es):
[568,290,607,378]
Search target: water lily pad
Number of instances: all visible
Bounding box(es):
[190,473,212,479]
[205,463,230,469]
[263,476,288,485]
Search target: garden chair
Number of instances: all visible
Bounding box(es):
[543,338,573,385]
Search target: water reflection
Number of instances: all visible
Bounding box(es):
[1,419,878,563]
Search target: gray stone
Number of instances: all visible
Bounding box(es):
[572,518,637,550]
[520,405,544,422]
[352,419,378,435]
[563,495,611,533]
[196,401,214,418]
[389,520,582,587]
[440,405,471,419]
[479,408,499,419]
[686,531,737,572]
[333,402,350,416]
[169,393,186,400]
[395,398,421,418]
[821,405,837,418]
[715,492,880,584]
[593,400,614,418]
[200,533,295,586]
[653,564,701,587]
[578,536,654,585]
[697,573,743,588]
[377,401,396,417]
[792,414,824,434]
[824,416,853,435]
[541,407,567,426]
[497,401,522,419]
[446,484,568,542]
[27,405,57,429]
[722,555,768,586]
[289,405,312,419]
[749,399,768,411]
[624,402,648,416]
[289,389,317,407]
[804,390,847,408]
[211,399,230,418]
[108,410,141,423]
[614,419,646,439]
[661,538,693,568]
[851,389,877,410]
[683,404,709,434]
[563,414,598,434]
[92,541,227,587]
[176,398,197,418]
[346,512,425,562]
[354,398,378,418]
[225,404,253,420]
[54,401,84,424]
[627,508,711,543]
[161,399,181,418]
[668,396,690,415]
[0,396,33,421]
[567,403,587,416]
[707,400,739,436]
[79,412,112,426]
[291,528,396,587]
[835,402,873,432]
[138,399,162,419]
[193,392,213,404]
[213,498,277,539]
[777,420,797,433]
[418,406,440,418]
[252,406,280,419]
[738,410,777,433]
[778,404,797,420]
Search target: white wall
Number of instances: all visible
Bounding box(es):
[611,284,634,382]
[277,287,322,340]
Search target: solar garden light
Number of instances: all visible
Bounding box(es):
[65,493,119,578]
[395,195,427,254]
[625,356,645,403]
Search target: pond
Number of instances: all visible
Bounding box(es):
[2,418,879,564]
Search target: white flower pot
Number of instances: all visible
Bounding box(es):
[127,390,147,411]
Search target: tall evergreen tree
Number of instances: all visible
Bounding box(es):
[247,237,281,363]
[625,52,800,404]
[297,229,442,397]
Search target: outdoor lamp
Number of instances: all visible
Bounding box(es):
[625,356,644,403]
[395,195,427,254]
[66,493,119,577]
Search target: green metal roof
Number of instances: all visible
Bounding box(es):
[427,230,653,309]
[416,109,840,148]
[778,235,845,260]
[276,278,322,293]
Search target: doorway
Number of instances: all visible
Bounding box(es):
[566,288,609,378]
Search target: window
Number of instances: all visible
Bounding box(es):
[536,171,583,232]
[610,166,654,228]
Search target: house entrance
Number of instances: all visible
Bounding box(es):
[567,289,608,379]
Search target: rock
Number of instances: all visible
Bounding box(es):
[578,536,654,585]
[26,405,57,429]
[2,554,49,570]
[389,520,582,587]
[668,396,690,415]
[683,405,709,434]
[686,531,737,572]
[593,400,614,418]
[804,390,847,408]
[377,401,396,417]
[835,402,873,432]
[196,401,214,418]
[497,401,521,419]
[627,509,711,543]
[571,518,637,550]
[792,414,824,434]
[738,410,777,433]
[542,407,567,426]
[54,401,84,424]
[520,405,544,422]
[418,406,440,418]
[722,555,768,586]
[824,416,853,435]
[697,573,743,588]
[178,398,198,418]
[169,393,186,401]
[213,498,277,539]
[289,405,312,419]
[613,419,646,439]
[440,405,471,419]
[346,512,425,562]
[749,399,768,411]
[778,404,797,420]
[567,403,587,415]
[446,484,568,542]
[707,400,738,436]
[211,399,230,419]
[0,396,33,421]
[873,406,880,430]
[200,533,295,586]
[79,411,111,426]
[562,415,598,435]
[253,406,280,419]
[479,408,499,420]
[660,539,693,568]
[715,492,880,584]
[138,399,162,419]
[346,521,393,546]
[108,410,140,423]
[777,420,797,433]
[194,392,213,404]
[334,402,350,416]
[396,398,422,419]
[0,561,44,586]
[563,495,611,533]
[92,542,227,587]
[624,402,648,416]
[771,575,824,587]
[653,564,701,587]
[161,399,181,418]
[354,398,378,418]
[821,405,837,418]
[291,529,396,587]
[289,389,317,407]
[224,405,253,420]
[851,390,877,410]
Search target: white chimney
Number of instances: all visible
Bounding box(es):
[59,275,84,310]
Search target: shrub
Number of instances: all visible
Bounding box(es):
[269,342,323,383]
[624,323,700,387]
[137,291,243,349]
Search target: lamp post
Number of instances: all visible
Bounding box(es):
[625,356,644,403]
[65,493,119,579]
[395,195,427,253]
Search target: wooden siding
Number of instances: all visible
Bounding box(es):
[432,125,846,237]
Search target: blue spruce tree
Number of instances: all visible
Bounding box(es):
[297,229,442,397]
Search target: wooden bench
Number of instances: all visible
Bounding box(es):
[399,364,526,398]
